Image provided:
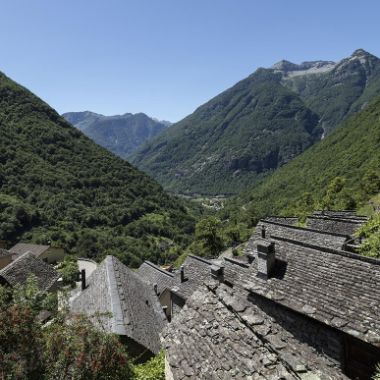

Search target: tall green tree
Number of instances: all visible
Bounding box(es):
[194,217,224,258]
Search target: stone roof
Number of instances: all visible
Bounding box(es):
[306,215,365,236]
[171,255,212,300]
[0,251,59,291]
[9,243,50,258]
[137,261,174,295]
[70,255,167,354]
[163,282,348,380]
[0,248,11,258]
[225,236,380,347]
[254,219,349,250]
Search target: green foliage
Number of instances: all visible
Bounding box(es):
[0,71,196,267]
[231,95,380,223]
[57,257,79,287]
[132,51,380,196]
[131,69,321,195]
[43,315,132,380]
[133,351,165,380]
[193,217,224,257]
[0,281,134,380]
[373,364,380,380]
[356,213,380,258]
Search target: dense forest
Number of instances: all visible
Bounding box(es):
[222,95,380,227]
[0,71,197,267]
[131,49,380,196]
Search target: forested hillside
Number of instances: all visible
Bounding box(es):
[226,95,380,222]
[63,111,168,158]
[0,71,195,267]
[132,49,380,196]
[132,69,321,195]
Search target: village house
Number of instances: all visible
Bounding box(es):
[0,251,60,291]
[70,255,167,359]
[9,243,65,264]
[158,211,380,380]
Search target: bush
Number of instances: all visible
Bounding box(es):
[133,351,165,380]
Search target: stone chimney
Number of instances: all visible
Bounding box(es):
[180,265,185,283]
[210,264,224,280]
[261,225,266,238]
[256,240,275,279]
[81,269,86,290]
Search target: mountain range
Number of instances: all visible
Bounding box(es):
[63,111,170,158]
[230,93,380,222]
[131,49,380,196]
[0,72,194,266]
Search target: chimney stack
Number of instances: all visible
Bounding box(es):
[261,225,266,238]
[180,265,185,283]
[256,240,275,279]
[81,269,86,290]
[210,264,224,280]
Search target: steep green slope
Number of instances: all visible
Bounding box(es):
[0,72,194,267]
[232,95,380,218]
[132,49,380,196]
[131,69,321,195]
[63,111,168,158]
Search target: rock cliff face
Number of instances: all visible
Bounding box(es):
[63,111,168,158]
[131,49,380,196]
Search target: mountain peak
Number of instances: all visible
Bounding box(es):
[351,48,371,57]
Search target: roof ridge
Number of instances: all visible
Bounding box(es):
[260,219,351,237]
[105,256,127,335]
[143,260,174,277]
[271,235,380,266]
[187,254,213,265]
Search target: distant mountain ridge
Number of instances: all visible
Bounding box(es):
[131,49,380,195]
[63,111,170,158]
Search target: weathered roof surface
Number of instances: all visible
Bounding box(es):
[306,215,365,236]
[171,255,212,300]
[163,282,347,380]
[9,243,50,258]
[254,219,349,250]
[264,216,299,225]
[138,261,174,295]
[71,255,167,354]
[0,248,11,258]
[225,236,380,347]
[312,210,368,221]
[0,251,59,291]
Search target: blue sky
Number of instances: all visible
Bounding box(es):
[1,0,380,122]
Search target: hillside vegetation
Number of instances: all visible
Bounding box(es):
[132,69,321,195]
[132,49,380,196]
[63,111,168,158]
[226,95,380,222]
[0,71,195,267]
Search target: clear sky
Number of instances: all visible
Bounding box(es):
[1,0,380,122]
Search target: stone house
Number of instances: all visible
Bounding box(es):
[138,260,175,320]
[70,255,167,359]
[161,212,380,380]
[0,251,60,291]
[9,243,65,264]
